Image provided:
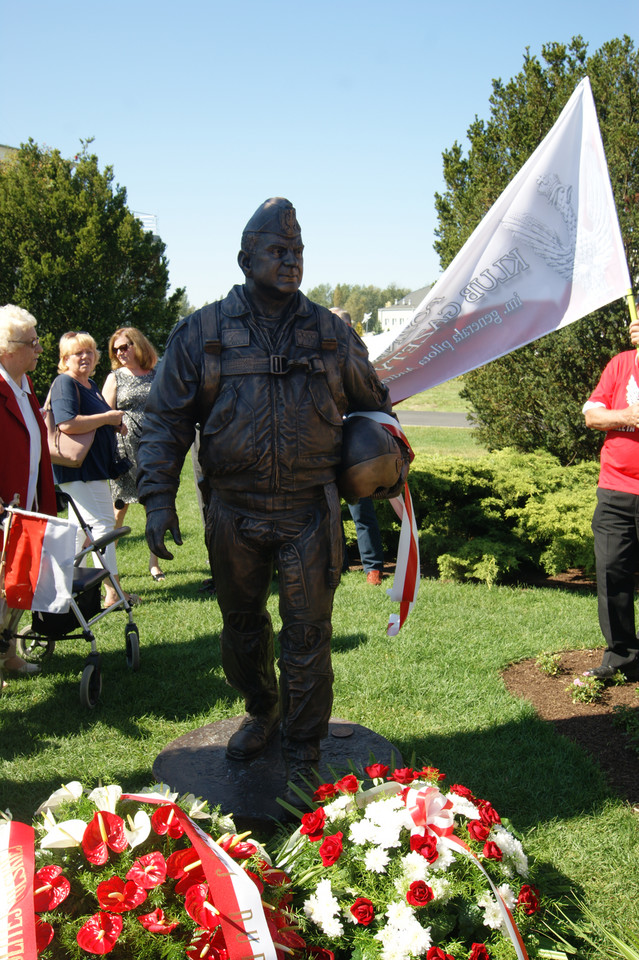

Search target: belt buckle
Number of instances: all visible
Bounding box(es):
[270,355,288,374]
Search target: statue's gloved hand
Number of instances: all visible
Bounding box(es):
[145,507,183,560]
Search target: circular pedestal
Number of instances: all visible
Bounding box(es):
[153,716,402,833]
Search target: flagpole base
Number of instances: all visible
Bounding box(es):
[152,716,402,834]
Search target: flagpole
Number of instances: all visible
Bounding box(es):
[627,288,638,324]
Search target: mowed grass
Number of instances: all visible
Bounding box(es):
[1,426,638,946]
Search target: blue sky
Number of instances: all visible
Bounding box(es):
[2,0,637,308]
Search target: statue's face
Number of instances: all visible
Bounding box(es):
[242,232,304,300]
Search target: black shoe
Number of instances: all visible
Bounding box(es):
[583,664,618,679]
[226,710,280,760]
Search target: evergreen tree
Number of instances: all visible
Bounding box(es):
[0,139,183,395]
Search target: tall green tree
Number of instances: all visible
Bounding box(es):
[0,139,183,395]
[434,36,638,464]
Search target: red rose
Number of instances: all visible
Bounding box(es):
[313,782,338,801]
[450,783,475,801]
[467,819,490,843]
[482,840,503,861]
[387,766,416,784]
[365,763,389,780]
[335,774,359,794]
[319,831,344,866]
[469,944,490,960]
[300,807,327,841]
[516,884,540,915]
[406,880,434,907]
[427,947,455,960]
[350,896,375,926]
[478,801,501,826]
[410,832,439,862]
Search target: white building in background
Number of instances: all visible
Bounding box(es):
[377,284,433,332]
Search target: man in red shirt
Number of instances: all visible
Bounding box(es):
[583,322,639,678]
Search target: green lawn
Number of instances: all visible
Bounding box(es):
[1,450,638,953]
[395,376,470,413]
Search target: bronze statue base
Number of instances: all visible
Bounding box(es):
[152,716,402,834]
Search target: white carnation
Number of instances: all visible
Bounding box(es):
[364,846,390,873]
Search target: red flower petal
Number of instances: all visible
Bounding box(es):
[138,907,180,934]
[33,865,71,912]
[186,928,227,959]
[76,912,123,955]
[82,812,128,865]
[151,804,184,838]
[35,918,55,954]
[126,851,167,888]
[185,883,222,930]
[96,875,147,913]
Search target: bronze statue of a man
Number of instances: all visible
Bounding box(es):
[137,198,392,804]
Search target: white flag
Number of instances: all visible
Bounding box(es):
[375,77,631,403]
[3,508,75,613]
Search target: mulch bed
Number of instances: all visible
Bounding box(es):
[503,648,639,805]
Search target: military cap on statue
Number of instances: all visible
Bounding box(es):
[242,197,301,240]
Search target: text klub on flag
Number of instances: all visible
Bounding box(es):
[375,77,632,403]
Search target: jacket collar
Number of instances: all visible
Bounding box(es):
[222,284,314,320]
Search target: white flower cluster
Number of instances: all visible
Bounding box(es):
[323,794,352,821]
[445,792,480,819]
[303,878,344,937]
[491,825,529,878]
[374,901,432,960]
[477,884,516,932]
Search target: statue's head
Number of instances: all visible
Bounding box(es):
[238,198,304,302]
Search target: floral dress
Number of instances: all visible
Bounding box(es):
[110,368,156,504]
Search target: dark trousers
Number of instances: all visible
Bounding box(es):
[345,497,384,572]
[208,489,339,758]
[592,488,639,670]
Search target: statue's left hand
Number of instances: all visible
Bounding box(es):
[145,507,183,561]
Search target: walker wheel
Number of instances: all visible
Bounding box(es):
[80,662,102,708]
[16,626,55,663]
[125,623,140,671]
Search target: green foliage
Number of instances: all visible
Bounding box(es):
[612,703,639,758]
[370,448,599,585]
[535,652,563,677]
[565,675,605,704]
[434,36,639,465]
[0,138,184,396]
[305,282,410,332]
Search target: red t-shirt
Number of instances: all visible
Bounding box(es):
[588,350,639,494]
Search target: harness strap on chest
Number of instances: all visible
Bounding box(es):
[198,299,347,413]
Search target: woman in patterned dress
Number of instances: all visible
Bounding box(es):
[102,327,163,581]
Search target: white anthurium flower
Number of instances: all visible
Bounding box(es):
[40,819,87,849]
[123,810,151,848]
[40,809,57,832]
[34,781,83,816]
[183,795,209,819]
[88,784,122,814]
[140,783,179,803]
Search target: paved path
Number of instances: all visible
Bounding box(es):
[395,410,471,428]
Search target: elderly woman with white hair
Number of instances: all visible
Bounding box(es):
[0,303,57,677]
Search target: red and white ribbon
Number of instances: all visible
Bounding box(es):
[405,786,529,960]
[0,820,37,960]
[345,411,420,635]
[124,794,276,960]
